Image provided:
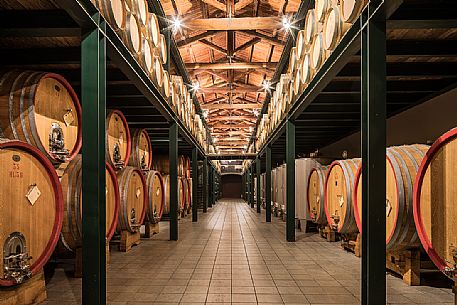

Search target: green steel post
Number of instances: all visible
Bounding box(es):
[265,146,272,222]
[81,17,106,305]
[256,157,261,213]
[361,2,386,304]
[208,164,213,208]
[250,165,255,209]
[192,147,198,222]
[169,122,178,241]
[286,120,296,242]
[203,157,208,213]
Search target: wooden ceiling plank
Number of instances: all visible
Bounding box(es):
[234,37,261,55]
[186,17,281,31]
[200,0,227,12]
[201,103,262,110]
[186,62,277,69]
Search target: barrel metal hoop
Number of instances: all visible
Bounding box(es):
[24,72,47,153]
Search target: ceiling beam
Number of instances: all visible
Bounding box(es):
[176,30,218,47]
[387,19,457,29]
[186,62,277,70]
[235,0,253,12]
[207,116,257,121]
[200,0,226,12]
[201,103,262,109]
[233,37,261,55]
[198,39,228,55]
[211,124,254,128]
[241,30,284,46]
[186,17,281,31]
[200,87,260,93]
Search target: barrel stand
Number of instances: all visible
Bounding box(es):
[341,233,361,257]
[0,271,47,305]
[119,230,141,252]
[386,249,421,286]
[319,225,339,242]
[143,222,160,237]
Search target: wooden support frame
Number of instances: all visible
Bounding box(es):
[361,1,387,304]
[81,16,106,305]
[186,17,281,31]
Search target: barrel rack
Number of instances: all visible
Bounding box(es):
[0,0,221,303]
[241,0,457,304]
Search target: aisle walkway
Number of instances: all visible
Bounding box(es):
[44,199,454,305]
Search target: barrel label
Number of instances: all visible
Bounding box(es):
[63,110,74,126]
[136,187,141,198]
[26,184,41,206]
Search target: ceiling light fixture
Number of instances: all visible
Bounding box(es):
[171,16,183,34]
[191,81,200,92]
[262,80,271,91]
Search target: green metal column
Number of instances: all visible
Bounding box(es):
[203,157,208,213]
[256,157,261,213]
[192,147,198,222]
[246,168,250,204]
[212,167,216,205]
[361,2,386,304]
[286,120,296,242]
[169,122,179,241]
[250,166,255,208]
[81,17,106,305]
[208,165,213,208]
[265,146,272,222]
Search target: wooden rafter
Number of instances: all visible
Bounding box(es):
[212,123,254,128]
[233,37,261,55]
[186,17,281,31]
[207,116,257,121]
[198,39,228,55]
[200,0,226,12]
[176,31,218,47]
[235,0,253,12]
[201,103,262,110]
[186,62,277,70]
[241,30,284,46]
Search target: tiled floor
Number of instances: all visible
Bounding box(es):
[43,199,455,305]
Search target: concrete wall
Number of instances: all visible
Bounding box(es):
[318,87,457,160]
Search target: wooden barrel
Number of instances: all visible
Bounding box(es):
[184,156,191,178]
[301,53,313,85]
[293,67,301,96]
[94,0,126,33]
[340,0,365,23]
[316,0,332,23]
[145,170,165,224]
[60,155,120,252]
[307,165,328,224]
[163,70,171,98]
[186,177,192,212]
[324,158,360,233]
[178,155,185,177]
[414,128,457,277]
[304,9,317,44]
[162,174,170,214]
[158,33,167,64]
[323,5,351,51]
[353,145,429,250]
[289,47,297,73]
[128,128,152,170]
[310,33,326,70]
[124,9,142,55]
[0,139,63,286]
[295,30,306,60]
[116,166,147,233]
[0,70,82,164]
[106,110,131,170]
[133,0,149,27]
[146,13,160,47]
[140,37,154,75]
[154,56,164,87]
[180,177,188,214]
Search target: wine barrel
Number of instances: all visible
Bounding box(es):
[341,0,365,23]
[106,110,131,170]
[0,139,63,286]
[140,37,154,76]
[353,145,429,250]
[307,165,328,224]
[94,0,126,33]
[180,177,188,215]
[145,170,165,224]
[158,33,167,64]
[163,70,171,98]
[60,155,120,252]
[324,158,360,233]
[154,56,164,87]
[301,53,313,85]
[316,0,332,23]
[124,9,142,55]
[146,13,160,47]
[289,47,297,73]
[0,70,82,164]
[310,33,327,70]
[133,0,149,27]
[184,156,191,178]
[128,128,152,170]
[162,174,170,214]
[116,166,147,233]
[295,30,306,60]
[178,155,185,177]
[293,67,301,96]
[323,5,351,51]
[186,177,192,212]
[414,128,457,277]
[304,9,317,44]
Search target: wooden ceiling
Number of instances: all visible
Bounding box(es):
[160,0,301,153]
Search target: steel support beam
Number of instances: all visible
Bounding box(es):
[256,157,261,213]
[192,147,198,222]
[286,120,296,242]
[203,157,208,213]
[361,2,387,305]
[265,146,272,222]
[81,19,106,305]
[250,165,255,209]
[169,122,179,241]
